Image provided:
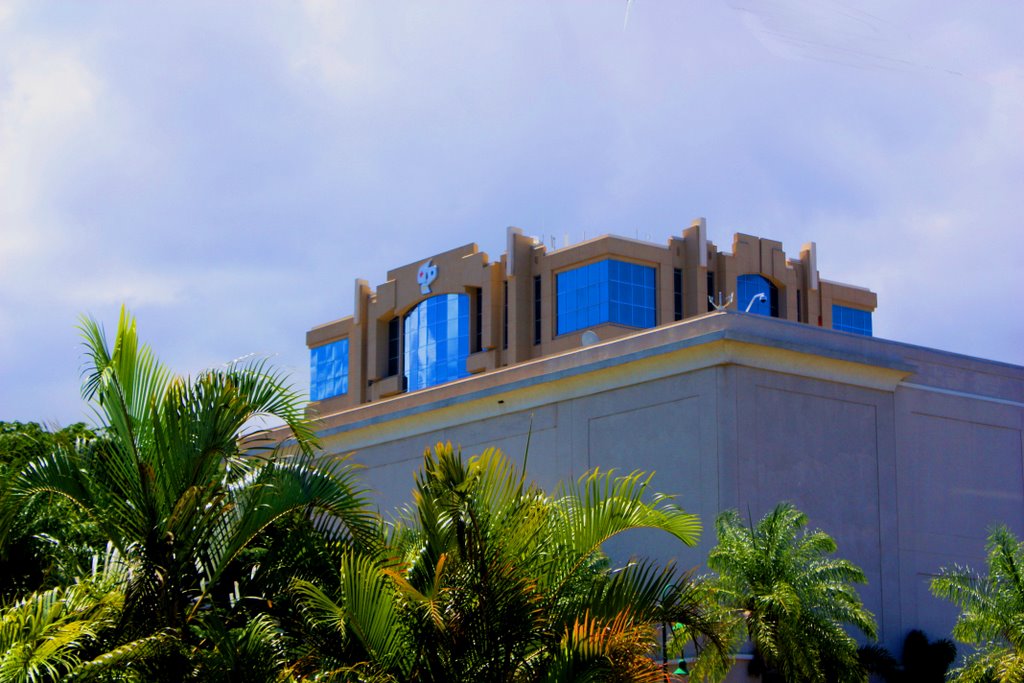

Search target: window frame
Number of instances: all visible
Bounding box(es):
[310,337,350,401]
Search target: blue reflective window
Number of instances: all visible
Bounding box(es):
[310,338,349,401]
[404,294,470,392]
[737,274,779,317]
[556,259,655,335]
[832,304,872,336]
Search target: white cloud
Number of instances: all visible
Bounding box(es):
[0,40,102,276]
[0,2,1022,426]
[0,0,16,27]
[61,271,186,309]
[283,1,391,99]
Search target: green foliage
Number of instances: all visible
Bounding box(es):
[700,503,877,683]
[0,422,103,598]
[932,526,1024,683]
[185,612,293,683]
[0,422,94,469]
[0,545,130,682]
[291,443,728,682]
[1,307,375,680]
[0,581,120,682]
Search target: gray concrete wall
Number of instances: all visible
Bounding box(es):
[317,313,1024,656]
[893,346,1024,644]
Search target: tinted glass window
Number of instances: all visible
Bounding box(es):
[404,294,470,392]
[556,259,655,335]
[310,338,349,401]
[737,274,778,317]
[832,304,873,336]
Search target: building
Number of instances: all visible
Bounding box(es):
[306,219,876,412]
[297,220,1024,659]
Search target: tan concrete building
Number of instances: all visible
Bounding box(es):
[296,220,1023,661]
[307,220,876,413]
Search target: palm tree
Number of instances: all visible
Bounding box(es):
[291,442,730,682]
[0,559,124,682]
[931,525,1024,683]
[0,422,102,598]
[1,307,375,679]
[700,503,877,683]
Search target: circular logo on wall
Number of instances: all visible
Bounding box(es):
[417,260,438,295]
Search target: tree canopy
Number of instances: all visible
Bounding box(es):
[932,526,1024,683]
[0,308,729,682]
[700,503,877,683]
[1,308,374,680]
[290,442,729,682]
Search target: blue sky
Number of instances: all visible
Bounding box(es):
[1,1,1022,425]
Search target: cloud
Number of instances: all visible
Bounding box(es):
[0,42,102,273]
[287,1,381,93]
[61,272,186,308]
[802,62,1024,360]
[727,0,968,76]
[0,2,1021,427]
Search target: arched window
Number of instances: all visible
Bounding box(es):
[404,294,470,392]
[737,274,779,317]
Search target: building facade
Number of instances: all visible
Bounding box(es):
[295,221,1023,659]
[306,220,877,413]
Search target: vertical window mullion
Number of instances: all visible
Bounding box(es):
[673,268,683,321]
[533,276,542,345]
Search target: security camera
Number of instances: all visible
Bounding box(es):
[745,292,769,312]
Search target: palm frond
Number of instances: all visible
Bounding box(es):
[544,468,700,599]
[71,630,178,682]
[292,552,408,677]
[0,578,125,683]
[541,610,667,683]
[933,526,1024,681]
[705,502,876,681]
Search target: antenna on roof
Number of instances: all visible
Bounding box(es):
[708,292,734,311]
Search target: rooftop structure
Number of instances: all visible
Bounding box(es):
[306,219,876,414]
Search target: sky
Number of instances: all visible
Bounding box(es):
[1,1,1022,426]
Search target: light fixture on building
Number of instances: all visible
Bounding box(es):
[744,292,767,312]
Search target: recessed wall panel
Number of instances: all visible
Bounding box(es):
[902,413,1023,547]
[738,381,883,623]
[588,395,708,567]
